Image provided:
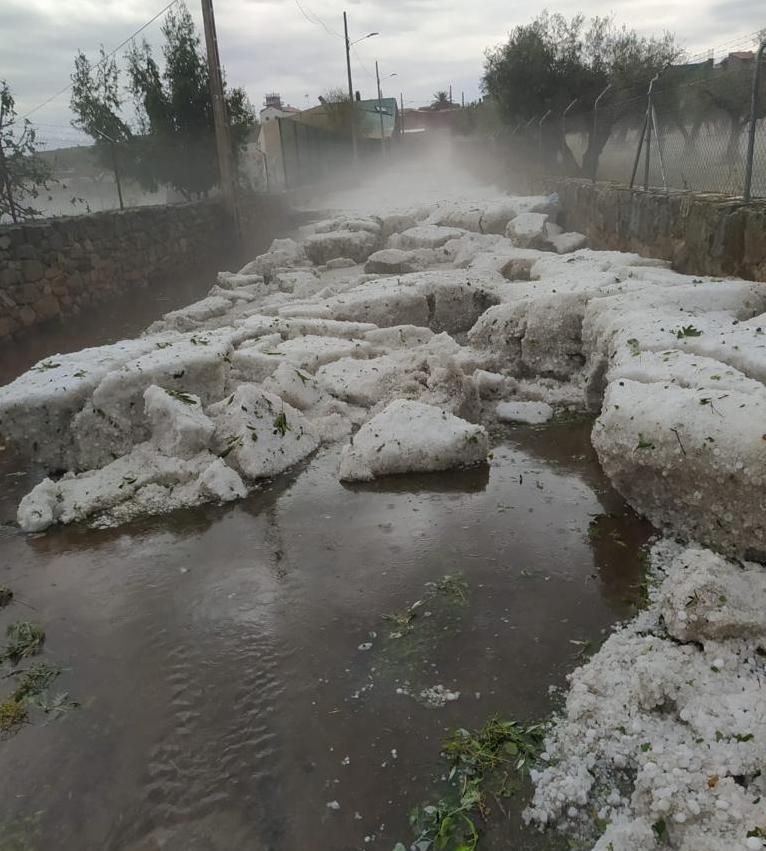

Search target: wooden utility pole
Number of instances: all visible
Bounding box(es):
[375,61,385,158]
[343,12,358,163]
[200,0,241,242]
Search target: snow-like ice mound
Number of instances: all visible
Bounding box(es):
[208,384,319,480]
[338,399,488,482]
[496,400,553,424]
[593,377,766,559]
[525,541,766,851]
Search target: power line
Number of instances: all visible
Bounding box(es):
[684,27,766,64]
[20,0,180,121]
[351,46,376,81]
[293,0,342,40]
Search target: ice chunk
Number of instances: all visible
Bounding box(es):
[496,401,553,424]
[71,334,232,470]
[158,296,232,331]
[426,203,484,233]
[473,369,506,397]
[659,547,766,641]
[364,325,434,350]
[262,361,323,410]
[239,238,306,278]
[389,225,465,250]
[313,216,381,236]
[0,336,163,470]
[272,335,372,371]
[198,458,247,502]
[364,248,422,275]
[338,400,488,481]
[299,270,499,335]
[325,257,357,269]
[380,213,418,238]
[143,385,215,459]
[480,198,522,234]
[303,229,379,265]
[208,384,319,480]
[506,213,550,249]
[271,268,322,298]
[593,378,766,559]
[549,231,588,254]
[17,444,215,531]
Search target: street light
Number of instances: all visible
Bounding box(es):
[343,11,379,161]
[375,63,397,157]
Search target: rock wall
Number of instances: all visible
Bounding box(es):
[0,195,288,341]
[546,178,766,283]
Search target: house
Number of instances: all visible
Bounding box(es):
[259,93,301,124]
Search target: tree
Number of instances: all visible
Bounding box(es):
[126,3,255,198]
[697,56,766,162]
[70,47,132,208]
[482,13,680,176]
[0,81,52,223]
[431,91,451,110]
[317,88,361,136]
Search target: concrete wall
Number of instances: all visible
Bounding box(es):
[546,179,766,283]
[0,194,288,341]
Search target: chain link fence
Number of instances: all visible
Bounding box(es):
[511,45,766,199]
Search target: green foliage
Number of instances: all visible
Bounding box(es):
[0,662,77,737]
[675,324,702,338]
[4,622,45,664]
[273,411,290,437]
[482,12,679,175]
[165,388,197,405]
[401,780,482,851]
[0,81,53,223]
[0,699,27,733]
[431,91,452,110]
[11,663,61,702]
[125,2,255,198]
[443,717,547,781]
[70,48,132,149]
[392,716,547,850]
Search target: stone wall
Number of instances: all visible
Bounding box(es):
[0,194,288,341]
[546,178,766,283]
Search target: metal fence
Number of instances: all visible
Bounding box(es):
[510,42,766,199]
[278,118,354,190]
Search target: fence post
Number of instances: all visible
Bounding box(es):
[538,109,552,165]
[630,75,658,190]
[591,84,611,182]
[744,39,766,202]
[643,74,659,191]
[562,98,578,138]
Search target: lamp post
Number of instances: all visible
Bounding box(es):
[375,63,396,157]
[343,11,378,162]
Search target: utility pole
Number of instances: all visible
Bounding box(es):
[200,0,240,243]
[400,92,404,136]
[449,84,452,105]
[375,61,385,158]
[343,11,358,163]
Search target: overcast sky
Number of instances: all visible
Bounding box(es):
[2,0,763,148]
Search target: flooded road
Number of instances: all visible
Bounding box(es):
[0,420,652,851]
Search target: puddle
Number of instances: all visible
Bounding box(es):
[0,420,652,851]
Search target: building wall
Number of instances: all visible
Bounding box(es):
[0,194,289,341]
[547,178,766,282]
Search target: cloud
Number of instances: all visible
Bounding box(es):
[3,0,763,148]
